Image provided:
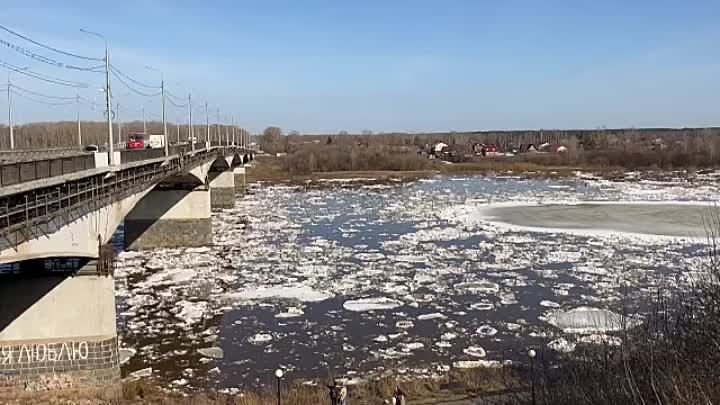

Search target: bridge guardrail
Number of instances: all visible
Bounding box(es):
[0,146,227,243]
[120,148,166,163]
[0,155,95,188]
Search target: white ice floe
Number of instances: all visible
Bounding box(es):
[417,313,447,321]
[463,346,487,358]
[343,297,403,312]
[276,307,305,318]
[399,342,424,351]
[248,333,273,344]
[175,300,208,325]
[540,300,561,308]
[453,360,502,369]
[545,307,641,334]
[197,347,224,359]
[224,286,332,303]
[456,281,500,295]
[470,302,494,311]
[547,338,576,353]
[577,334,622,346]
[128,367,152,379]
[396,320,415,329]
[119,348,136,365]
[401,227,471,243]
[476,325,498,337]
[354,252,386,261]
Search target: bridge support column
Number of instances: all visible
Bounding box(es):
[0,266,119,393]
[210,170,235,209]
[124,186,211,250]
[233,166,247,195]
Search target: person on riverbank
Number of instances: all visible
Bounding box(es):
[394,387,406,405]
[339,382,348,405]
[327,379,342,405]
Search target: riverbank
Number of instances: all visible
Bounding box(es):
[2,367,523,405]
[245,154,717,187]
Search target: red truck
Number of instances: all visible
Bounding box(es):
[127,133,145,149]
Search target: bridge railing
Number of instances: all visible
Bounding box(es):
[120,148,166,163]
[0,155,96,187]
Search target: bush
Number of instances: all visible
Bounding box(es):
[530,210,720,405]
[284,145,431,175]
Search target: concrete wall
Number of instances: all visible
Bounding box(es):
[233,166,246,194]
[209,170,235,209]
[0,272,120,392]
[124,188,212,249]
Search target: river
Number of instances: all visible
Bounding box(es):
[113,174,717,392]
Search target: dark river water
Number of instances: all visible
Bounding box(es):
[113,175,715,392]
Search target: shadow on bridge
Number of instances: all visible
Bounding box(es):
[0,259,91,333]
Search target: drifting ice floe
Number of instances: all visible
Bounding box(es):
[343,297,403,312]
[463,346,487,358]
[545,307,641,334]
[115,175,711,390]
[224,286,331,303]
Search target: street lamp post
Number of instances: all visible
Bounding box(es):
[6,67,28,150]
[205,101,209,146]
[529,349,536,405]
[80,29,114,164]
[145,65,168,157]
[274,368,283,405]
[7,73,13,150]
[188,93,194,150]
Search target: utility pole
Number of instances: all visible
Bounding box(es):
[161,80,167,155]
[7,74,12,150]
[76,93,82,146]
[205,101,209,145]
[216,108,220,146]
[232,116,236,146]
[225,114,229,146]
[188,93,194,150]
[145,65,167,156]
[81,29,115,164]
[176,119,180,144]
[142,106,146,134]
[116,101,122,140]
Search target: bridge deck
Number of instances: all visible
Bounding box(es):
[0,145,250,251]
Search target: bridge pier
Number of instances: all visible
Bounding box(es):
[124,186,212,250]
[209,170,235,210]
[233,166,247,195]
[0,264,119,393]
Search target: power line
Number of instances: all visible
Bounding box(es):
[165,95,187,108]
[11,90,76,106]
[109,64,159,88]
[0,59,89,88]
[164,88,187,102]
[0,37,104,72]
[110,68,161,97]
[77,96,104,109]
[0,23,102,61]
[11,84,76,100]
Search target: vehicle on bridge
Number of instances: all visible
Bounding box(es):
[147,134,166,149]
[128,132,146,149]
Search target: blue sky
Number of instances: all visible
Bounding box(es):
[0,0,718,133]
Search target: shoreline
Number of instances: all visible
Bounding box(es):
[245,155,716,186]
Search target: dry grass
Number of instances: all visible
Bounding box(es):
[528,210,720,405]
[2,367,521,405]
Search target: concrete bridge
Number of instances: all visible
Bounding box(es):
[0,143,254,393]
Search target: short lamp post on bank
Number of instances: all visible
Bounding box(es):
[275,368,284,405]
[529,349,537,405]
